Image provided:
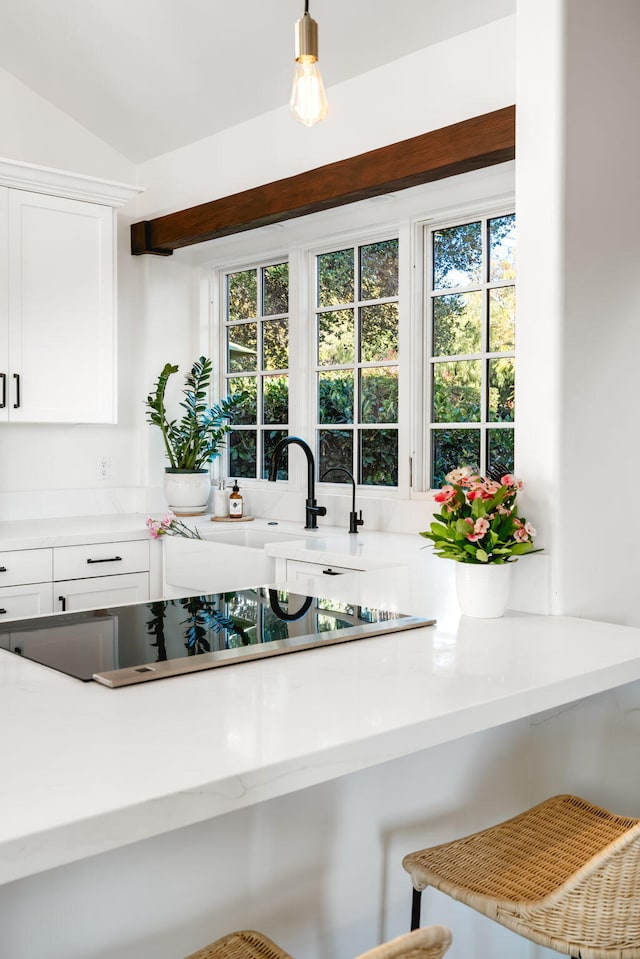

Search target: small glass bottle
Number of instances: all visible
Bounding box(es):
[229,479,243,518]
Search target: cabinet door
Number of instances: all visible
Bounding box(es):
[8,190,115,423]
[55,572,149,614]
[0,582,53,622]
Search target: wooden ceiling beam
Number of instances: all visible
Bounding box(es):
[131,105,515,256]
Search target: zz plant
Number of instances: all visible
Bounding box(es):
[146,356,243,471]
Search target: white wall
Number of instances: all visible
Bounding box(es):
[135,17,517,524]
[137,17,516,218]
[0,65,146,519]
[516,0,640,624]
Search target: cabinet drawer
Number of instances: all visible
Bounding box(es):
[53,540,149,581]
[0,582,54,621]
[0,548,53,587]
[285,559,363,580]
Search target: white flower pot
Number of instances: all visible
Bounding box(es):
[164,469,210,516]
[455,562,513,618]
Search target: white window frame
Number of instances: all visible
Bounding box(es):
[202,168,515,503]
[309,229,402,492]
[415,199,516,493]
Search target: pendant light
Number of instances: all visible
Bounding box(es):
[290,0,329,127]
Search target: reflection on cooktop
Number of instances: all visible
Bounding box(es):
[0,586,435,688]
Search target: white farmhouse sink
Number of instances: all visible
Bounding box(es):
[164,525,313,595]
[201,527,309,550]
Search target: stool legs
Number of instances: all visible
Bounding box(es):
[411,888,422,931]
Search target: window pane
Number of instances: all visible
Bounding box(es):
[433,360,481,422]
[433,221,482,290]
[319,429,353,477]
[360,303,398,362]
[361,367,398,423]
[318,309,354,365]
[360,429,398,486]
[360,239,398,299]
[487,428,514,479]
[318,249,354,307]
[227,270,257,320]
[489,287,515,352]
[318,371,354,423]
[228,431,257,479]
[489,214,516,282]
[262,262,289,315]
[228,324,257,373]
[263,318,288,370]
[263,430,288,479]
[488,357,515,422]
[228,376,256,424]
[431,429,481,488]
[433,293,481,356]
[263,374,288,424]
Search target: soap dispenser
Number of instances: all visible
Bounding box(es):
[229,479,243,518]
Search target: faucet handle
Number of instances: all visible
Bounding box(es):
[349,510,364,534]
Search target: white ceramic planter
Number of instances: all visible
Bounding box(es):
[455,561,513,618]
[164,469,210,516]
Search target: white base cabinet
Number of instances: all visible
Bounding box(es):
[55,572,149,614]
[0,539,150,622]
[0,582,54,621]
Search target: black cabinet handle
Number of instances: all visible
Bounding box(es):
[58,595,66,611]
[0,608,6,615]
[0,372,5,409]
[322,568,343,576]
[13,373,20,409]
[86,555,122,564]
[0,567,6,573]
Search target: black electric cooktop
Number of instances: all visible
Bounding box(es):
[0,586,434,687]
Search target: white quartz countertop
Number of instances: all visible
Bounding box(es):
[2,534,640,886]
[0,513,150,550]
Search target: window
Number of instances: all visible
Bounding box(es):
[315,238,399,486]
[427,212,516,487]
[224,261,289,479]
[213,173,516,498]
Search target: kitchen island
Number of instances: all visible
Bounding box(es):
[2,548,640,959]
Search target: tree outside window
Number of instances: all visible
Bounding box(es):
[316,238,399,487]
[224,261,290,480]
[428,213,516,488]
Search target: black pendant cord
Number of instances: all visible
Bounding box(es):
[304,0,309,13]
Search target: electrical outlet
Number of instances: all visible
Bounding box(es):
[98,456,111,481]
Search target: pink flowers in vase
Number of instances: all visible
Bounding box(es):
[420,467,539,564]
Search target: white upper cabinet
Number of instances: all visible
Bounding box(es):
[0,158,141,424]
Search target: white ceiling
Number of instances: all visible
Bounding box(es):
[0,0,515,164]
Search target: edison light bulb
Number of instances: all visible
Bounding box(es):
[290,57,329,127]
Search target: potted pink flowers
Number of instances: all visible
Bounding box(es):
[420,467,540,617]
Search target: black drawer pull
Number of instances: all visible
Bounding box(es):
[13,372,20,409]
[58,595,66,611]
[0,608,6,615]
[0,566,6,573]
[0,372,5,409]
[87,556,123,564]
[322,567,343,576]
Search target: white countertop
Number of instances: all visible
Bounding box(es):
[0,513,150,550]
[2,529,640,887]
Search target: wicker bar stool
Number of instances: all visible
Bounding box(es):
[402,794,640,958]
[183,926,452,959]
